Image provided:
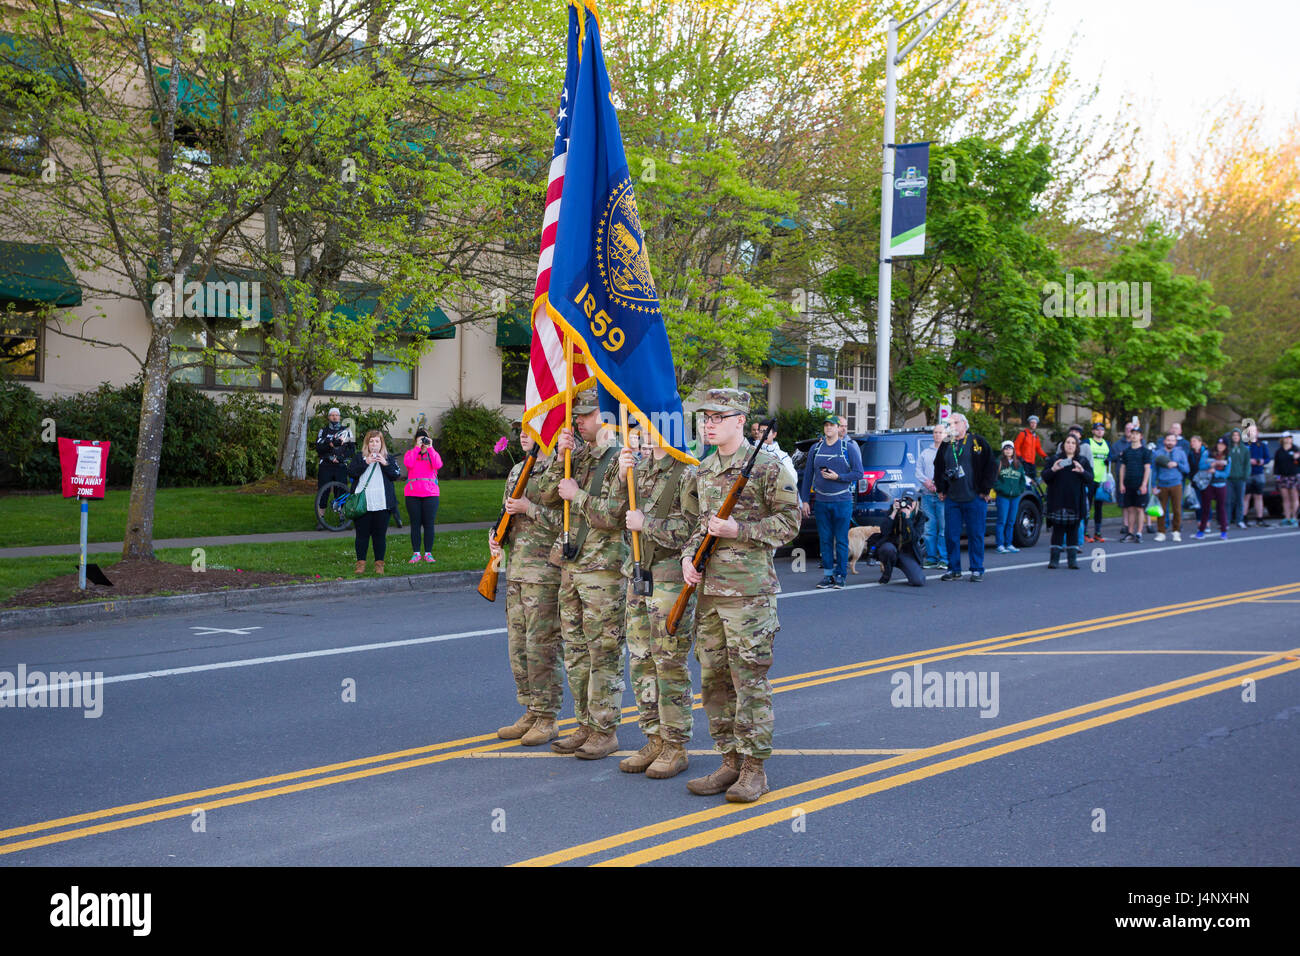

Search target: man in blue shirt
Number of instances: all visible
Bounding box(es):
[799,413,864,589]
[1152,432,1190,542]
[1245,424,1271,527]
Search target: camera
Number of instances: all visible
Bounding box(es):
[944,464,966,480]
[420,437,432,448]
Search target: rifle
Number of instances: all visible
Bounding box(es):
[666,418,774,635]
[476,443,541,602]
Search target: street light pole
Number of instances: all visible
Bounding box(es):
[876,0,963,430]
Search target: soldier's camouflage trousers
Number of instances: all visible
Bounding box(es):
[695,593,778,760]
[625,580,695,744]
[505,580,563,716]
[559,567,625,733]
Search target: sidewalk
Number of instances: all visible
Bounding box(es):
[0,521,494,560]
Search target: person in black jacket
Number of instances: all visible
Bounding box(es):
[876,495,928,587]
[1043,433,1097,569]
[347,429,401,574]
[934,413,999,582]
[315,407,354,489]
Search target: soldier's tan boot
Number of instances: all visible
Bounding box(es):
[685,751,743,795]
[575,728,620,760]
[374,560,385,575]
[725,756,770,803]
[520,715,558,746]
[550,724,591,755]
[645,740,689,779]
[496,711,537,740]
[354,560,366,575]
[618,734,662,773]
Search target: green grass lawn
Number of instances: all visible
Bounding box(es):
[0,528,491,604]
[0,480,504,549]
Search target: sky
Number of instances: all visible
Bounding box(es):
[1038,0,1299,154]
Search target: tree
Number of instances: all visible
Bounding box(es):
[1075,227,1228,427]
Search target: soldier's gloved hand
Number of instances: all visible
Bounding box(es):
[707,515,739,539]
[504,495,530,515]
[625,508,645,531]
[682,557,702,586]
[557,478,579,501]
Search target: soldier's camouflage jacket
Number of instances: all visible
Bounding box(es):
[683,440,802,597]
[501,456,561,585]
[620,453,697,583]
[534,437,629,573]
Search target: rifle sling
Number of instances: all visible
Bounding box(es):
[570,444,619,558]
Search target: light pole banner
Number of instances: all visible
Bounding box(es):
[891,142,930,258]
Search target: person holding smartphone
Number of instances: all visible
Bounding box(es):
[1044,433,1096,568]
[403,427,443,563]
[799,412,864,589]
[347,430,401,574]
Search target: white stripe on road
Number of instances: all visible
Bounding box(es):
[777,529,1300,599]
[0,627,506,703]
[6,530,1296,699]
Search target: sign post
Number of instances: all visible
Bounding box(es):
[57,438,111,589]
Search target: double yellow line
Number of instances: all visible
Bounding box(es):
[3,582,1296,858]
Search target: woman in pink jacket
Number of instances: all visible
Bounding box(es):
[403,428,442,563]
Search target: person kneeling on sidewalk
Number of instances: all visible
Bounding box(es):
[876,495,928,587]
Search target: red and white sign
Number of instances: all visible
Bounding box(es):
[58,438,111,499]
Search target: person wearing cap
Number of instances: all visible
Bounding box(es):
[490,430,565,746]
[616,427,700,779]
[1013,416,1047,482]
[798,411,864,588]
[402,427,442,563]
[533,399,629,760]
[315,407,354,489]
[1272,432,1300,526]
[681,388,801,803]
[1085,422,1111,541]
[992,440,1027,554]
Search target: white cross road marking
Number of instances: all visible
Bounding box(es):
[189,626,265,636]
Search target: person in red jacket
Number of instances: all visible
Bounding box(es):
[1014,415,1047,481]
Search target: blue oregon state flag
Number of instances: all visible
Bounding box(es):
[541,0,696,464]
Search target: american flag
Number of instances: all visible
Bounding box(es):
[523,6,592,451]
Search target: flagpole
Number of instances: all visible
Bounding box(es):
[562,334,574,556]
[621,402,650,594]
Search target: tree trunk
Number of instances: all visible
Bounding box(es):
[121,331,171,560]
[275,384,314,479]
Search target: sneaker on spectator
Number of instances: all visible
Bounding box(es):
[995,546,1007,554]
[1237,521,1248,530]
[1007,545,1019,553]
[1134,533,1142,543]
[408,553,422,564]
[1194,531,1206,539]
[816,575,835,589]
[423,552,436,563]
[1154,532,1166,542]
[1220,531,1228,540]
[1172,531,1181,542]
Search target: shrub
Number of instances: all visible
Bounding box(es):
[773,406,827,453]
[955,406,1003,447]
[437,399,511,477]
[210,392,281,485]
[0,376,47,487]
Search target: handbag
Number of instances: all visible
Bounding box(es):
[1146,498,1164,518]
[1096,474,1115,503]
[1192,470,1211,491]
[343,464,377,520]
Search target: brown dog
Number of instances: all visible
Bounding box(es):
[847,525,882,574]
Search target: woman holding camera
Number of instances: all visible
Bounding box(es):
[1043,433,1096,569]
[403,427,443,563]
[347,430,401,574]
[876,496,928,587]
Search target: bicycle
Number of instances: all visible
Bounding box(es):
[314,481,405,532]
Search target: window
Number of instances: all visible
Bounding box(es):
[0,313,41,380]
[970,387,1004,417]
[836,350,855,391]
[321,347,414,398]
[0,94,44,176]
[834,397,857,432]
[168,317,280,390]
[500,346,528,404]
[737,370,769,416]
[858,361,876,393]
[863,402,876,431]
[836,348,876,394]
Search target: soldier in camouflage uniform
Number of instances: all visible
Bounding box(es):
[616,429,699,779]
[534,400,629,760]
[681,389,801,802]
[489,430,564,747]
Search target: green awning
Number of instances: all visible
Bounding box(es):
[960,367,986,384]
[331,283,455,339]
[0,32,84,90]
[767,329,804,367]
[496,305,531,348]
[0,241,82,309]
[153,65,227,126]
[147,262,266,322]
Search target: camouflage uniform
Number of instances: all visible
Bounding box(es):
[622,452,699,744]
[535,429,629,733]
[685,394,802,761]
[501,457,563,718]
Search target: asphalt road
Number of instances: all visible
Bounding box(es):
[2,526,1298,867]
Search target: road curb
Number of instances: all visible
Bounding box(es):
[0,569,486,631]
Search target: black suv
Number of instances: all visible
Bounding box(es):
[789,428,1043,550]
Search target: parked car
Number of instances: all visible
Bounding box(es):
[787,428,1043,552]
